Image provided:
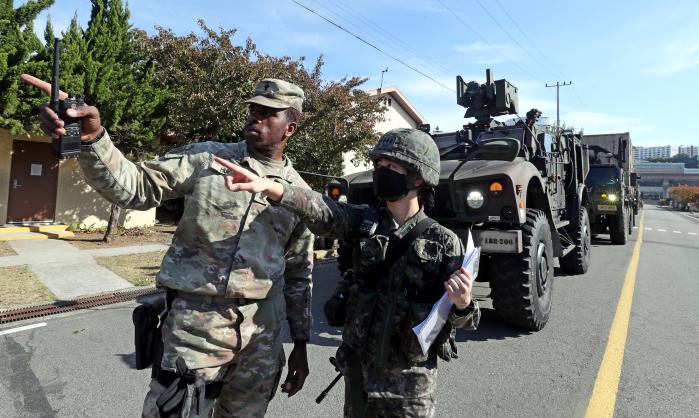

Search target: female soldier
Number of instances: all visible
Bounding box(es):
[214,128,480,417]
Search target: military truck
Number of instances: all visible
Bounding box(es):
[331,69,590,331]
[582,133,639,245]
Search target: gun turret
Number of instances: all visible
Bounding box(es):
[50,38,84,159]
[456,68,519,124]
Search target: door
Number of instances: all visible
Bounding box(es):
[6,140,59,223]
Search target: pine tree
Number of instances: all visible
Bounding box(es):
[0,0,54,133]
[81,0,166,158]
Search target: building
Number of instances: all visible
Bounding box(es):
[0,129,155,227]
[633,145,673,161]
[341,86,427,175]
[634,162,699,199]
[678,145,699,158]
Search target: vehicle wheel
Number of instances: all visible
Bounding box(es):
[610,210,627,245]
[560,206,591,274]
[489,209,554,331]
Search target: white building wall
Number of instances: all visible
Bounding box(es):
[634,145,672,160]
[342,96,419,175]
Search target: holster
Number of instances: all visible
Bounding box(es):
[132,295,167,370]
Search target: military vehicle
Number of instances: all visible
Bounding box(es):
[582,133,639,245]
[330,69,590,331]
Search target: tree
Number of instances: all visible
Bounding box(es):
[0,0,54,133]
[140,21,385,182]
[669,184,699,207]
[78,0,168,241]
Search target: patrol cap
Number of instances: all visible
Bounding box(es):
[244,78,304,112]
[369,128,440,187]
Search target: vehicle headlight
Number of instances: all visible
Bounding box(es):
[466,191,485,209]
[607,194,618,202]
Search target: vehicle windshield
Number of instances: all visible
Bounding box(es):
[466,137,521,161]
[586,166,620,185]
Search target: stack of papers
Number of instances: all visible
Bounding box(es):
[412,230,481,356]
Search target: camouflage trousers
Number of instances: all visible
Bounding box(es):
[142,292,286,418]
[340,348,438,418]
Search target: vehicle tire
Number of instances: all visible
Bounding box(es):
[489,209,554,331]
[629,207,635,232]
[560,206,591,274]
[610,210,627,245]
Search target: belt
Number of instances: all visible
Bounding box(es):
[174,291,257,306]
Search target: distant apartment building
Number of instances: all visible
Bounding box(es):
[633,145,672,161]
[678,145,699,158]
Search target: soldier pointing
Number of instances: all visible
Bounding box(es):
[22,73,315,417]
[214,128,481,417]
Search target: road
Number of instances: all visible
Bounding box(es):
[1,205,697,418]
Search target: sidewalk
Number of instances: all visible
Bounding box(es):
[1,239,168,300]
[1,239,336,301]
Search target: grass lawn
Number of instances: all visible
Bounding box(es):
[0,241,17,257]
[67,224,177,250]
[95,251,166,286]
[0,265,55,309]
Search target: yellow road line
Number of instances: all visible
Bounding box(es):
[585,211,644,418]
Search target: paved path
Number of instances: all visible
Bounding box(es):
[1,240,168,300]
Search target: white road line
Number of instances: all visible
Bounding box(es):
[658,229,667,232]
[672,231,682,234]
[689,232,698,236]
[0,322,47,336]
[644,227,653,231]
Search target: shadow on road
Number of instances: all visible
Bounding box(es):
[117,352,138,369]
[456,307,532,342]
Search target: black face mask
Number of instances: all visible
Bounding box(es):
[373,165,410,202]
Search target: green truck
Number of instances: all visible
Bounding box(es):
[582,133,640,244]
[330,70,591,331]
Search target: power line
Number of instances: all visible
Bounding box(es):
[324,0,455,80]
[292,0,454,92]
[473,0,549,75]
[492,0,589,113]
[493,0,565,80]
[436,0,537,80]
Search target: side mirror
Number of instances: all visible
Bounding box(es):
[630,172,638,186]
[418,123,431,133]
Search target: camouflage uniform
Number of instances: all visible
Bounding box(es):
[273,129,480,418]
[79,79,314,417]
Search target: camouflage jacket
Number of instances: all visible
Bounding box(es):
[277,184,480,369]
[79,132,314,341]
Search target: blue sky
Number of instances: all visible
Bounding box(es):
[29,0,699,147]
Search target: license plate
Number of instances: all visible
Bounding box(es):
[598,204,617,211]
[474,230,522,253]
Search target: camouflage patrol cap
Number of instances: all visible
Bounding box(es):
[369,128,440,187]
[244,78,304,112]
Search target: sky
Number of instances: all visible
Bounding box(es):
[27,0,699,148]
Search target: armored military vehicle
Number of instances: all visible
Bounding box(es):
[331,70,591,331]
[582,133,639,245]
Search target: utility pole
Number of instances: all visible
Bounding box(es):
[379,67,388,92]
[545,80,572,133]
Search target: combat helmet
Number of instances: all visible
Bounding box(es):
[369,128,440,187]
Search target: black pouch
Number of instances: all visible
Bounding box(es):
[323,292,347,327]
[132,296,166,370]
[342,286,379,353]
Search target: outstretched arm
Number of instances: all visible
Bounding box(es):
[213,157,360,240]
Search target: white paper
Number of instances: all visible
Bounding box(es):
[412,230,481,356]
